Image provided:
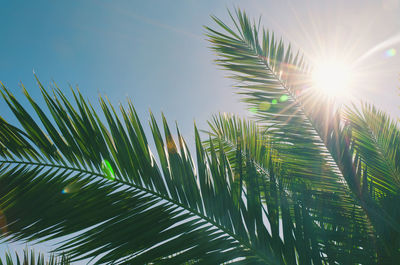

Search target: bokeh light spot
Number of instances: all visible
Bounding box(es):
[272,99,278,104]
[279,95,289,102]
[385,48,396,57]
[259,102,271,111]
[61,182,81,194]
[102,159,115,181]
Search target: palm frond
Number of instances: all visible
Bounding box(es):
[203,113,376,264]
[345,103,400,195]
[206,8,365,207]
[344,103,400,262]
[0,248,70,265]
[0,81,275,264]
[206,9,377,262]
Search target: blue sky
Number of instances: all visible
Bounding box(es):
[1,0,400,262]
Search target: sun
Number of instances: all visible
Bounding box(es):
[311,59,354,98]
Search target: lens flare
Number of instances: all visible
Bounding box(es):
[101,159,115,181]
[385,48,396,57]
[354,33,400,65]
[259,102,271,111]
[61,182,82,194]
[279,95,289,102]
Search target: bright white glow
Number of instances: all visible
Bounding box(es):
[312,60,353,97]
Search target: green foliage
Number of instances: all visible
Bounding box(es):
[0,249,69,265]
[204,8,400,264]
[0,81,257,264]
[0,8,399,265]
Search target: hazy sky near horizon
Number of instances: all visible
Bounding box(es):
[1,0,400,262]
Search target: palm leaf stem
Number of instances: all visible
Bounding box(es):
[0,158,275,264]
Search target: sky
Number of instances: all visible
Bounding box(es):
[1,0,400,262]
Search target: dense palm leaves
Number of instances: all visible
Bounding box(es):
[205,114,375,264]
[0,249,69,265]
[0,82,267,264]
[205,8,400,264]
[1,8,400,265]
[344,104,400,263]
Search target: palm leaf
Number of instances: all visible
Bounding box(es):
[0,249,70,265]
[344,103,400,262]
[203,113,376,264]
[0,81,275,264]
[206,9,375,263]
[345,103,400,195]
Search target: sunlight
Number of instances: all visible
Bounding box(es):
[311,59,353,97]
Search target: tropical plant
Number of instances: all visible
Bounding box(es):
[0,8,399,264]
[0,249,69,265]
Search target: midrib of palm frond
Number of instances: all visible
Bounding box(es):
[204,114,377,255]
[344,104,400,238]
[0,158,256,258]
[204,115,296,205]
[353,105,400,191]
[207,9,379,258]
[0,84,280,264]
[206,9,368,214]
[225,15,346,179]
[362,125,399,192]
[204,115,327,264]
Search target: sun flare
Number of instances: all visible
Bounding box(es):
[311,60,353,98]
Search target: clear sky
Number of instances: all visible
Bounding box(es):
[1,0,400,262]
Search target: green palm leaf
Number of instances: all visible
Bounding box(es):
[0,81,274,264]
[344,103,400,262]
[0,249,70,265]
[1,7,399,265]
[206,9,375,263]
[345,104,400,195]
[204,113,375,264]
[206,9,359,202]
